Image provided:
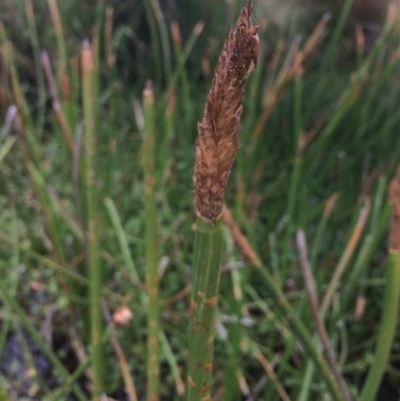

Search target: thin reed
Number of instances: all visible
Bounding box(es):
[81,41,103,400]
[142,81,160,401]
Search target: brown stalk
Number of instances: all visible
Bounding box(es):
[389,165,400,252]
[222,205,261,266]
[162,285,191,308]
[102,300,138,401]
[324,192,340,217]
[321,199,371,314]
[47,0,64,44]
[170,21,182,48]
[264,41,284,94]
[194,0,259,222]
[47,0,68,92]
[253,350,292,401]
[296,230,352,401]
[0,24,11,111]
[355,24,365,56]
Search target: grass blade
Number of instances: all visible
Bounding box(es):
[359,166,400,401]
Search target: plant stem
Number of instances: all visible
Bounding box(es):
[222,206,344,401]
[143,81,160,401]
[187,217,224,401]
[297,230,351,401]
[359,251,400,401]
[81,41,103,401]
[359,166,400,401]
[253,264,344,401]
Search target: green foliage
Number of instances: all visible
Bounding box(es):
[1,0,400,400]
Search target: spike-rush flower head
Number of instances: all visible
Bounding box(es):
[194,0,259,222]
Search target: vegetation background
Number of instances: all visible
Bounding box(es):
[1,0,400,400]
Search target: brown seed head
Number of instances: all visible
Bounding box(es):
[389,165,400,252]
[194,0,259,222]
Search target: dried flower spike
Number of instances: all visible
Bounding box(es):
[389,165,400,252]
[194,0,259,222]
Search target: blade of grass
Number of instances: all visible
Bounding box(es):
[159,331,185,397]
[170,22,192,132]
[0,136,16,165]
[104,197,140,283]
[359,167,400,401]
[158,21,204,111]
[311,0,355,97]
[148,0,172,81]
[25,0,46,135]
[335,176,390,319]
[143,0,162,85]
[222,206,344,401]
[26,161,66,264]
[297,230,351,401]
[310,192,340,269]
[281,74,303,280]
[358,252,400,401]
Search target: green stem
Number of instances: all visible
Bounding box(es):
[359,251,400,401]
[25,0,46,135]
[104,197,140,282]
[143,82,160,401]
[187,217,224,401]
[148,0,172,81]
[82,42,103,400]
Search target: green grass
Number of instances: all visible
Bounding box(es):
[1,0,400,400]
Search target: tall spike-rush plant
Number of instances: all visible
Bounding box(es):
[142,81,160,401]
[81,41,103,400]
[187,2,259,400]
